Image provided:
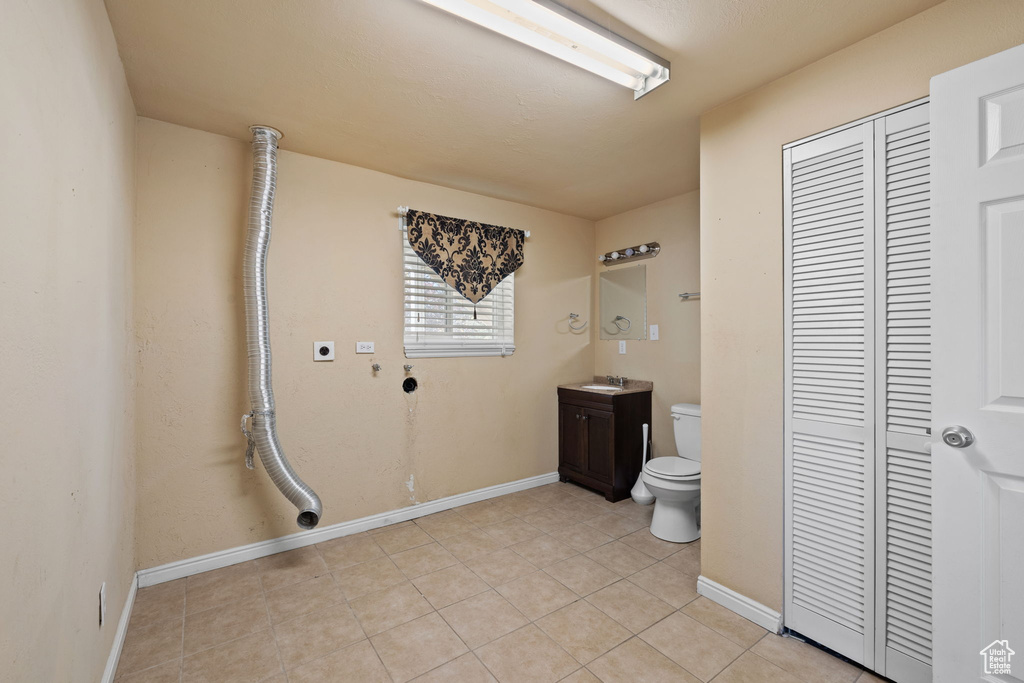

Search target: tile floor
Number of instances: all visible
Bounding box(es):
[115,481,885,683]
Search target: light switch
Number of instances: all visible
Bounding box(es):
[619,341,627,354]
[649,324,659,341]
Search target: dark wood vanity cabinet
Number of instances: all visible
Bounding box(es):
[557,387,652,502]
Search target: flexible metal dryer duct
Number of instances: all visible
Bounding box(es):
[241,125,322,530]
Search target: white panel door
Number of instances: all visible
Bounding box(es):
[932,43,1024,683]
[784,122,876,666]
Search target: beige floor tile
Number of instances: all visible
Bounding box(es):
[751,634,862,683]
[521,508,576,533]
[287,640,389,683]
[681,596,767,648]
[627,562,699,609]
[618,528,686,560]
[391,542,459,578]
[543,555,620,597]
[550,499,607,523]
[856,672,887,683]
[183,593,268,655]
[612,502,656,524]
[481,518,545,547]
[316,533,384,570]
[412,563,490,609]
[536,601,630,665]
[586,580,674,634]
[273,603,365,670]
[495,571,578,620]
[256,546,329,593]
[185,562,260,615]
[181,629,281,683]
[563,483,597,498]
[116,659,181,683]
[465,548,537,587]
[415,511,478,540]
[373,524,434,555]
[712,651,803,683]
[639,612,744,681]
[560,668,601,683]
[549,523,615,553]
[130,579,186,630]
[497,493,550,518]
[438,590,528,649]
[456,500,514,526]
[475,624,579,683]
[585,540,657,576]
[349,581,433,636]
[117,616,184,677]
[264,573,345,624]
[661,543,700,577]
[370,612,468,683]
[332,556,406,600]
[587,637,701,683]
[509,534,577,568]
[369,520,414,534]
[583,513,646,539]
[413,653,497,682]
[438,528,504,563]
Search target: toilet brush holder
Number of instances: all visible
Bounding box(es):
[631,423,655,505]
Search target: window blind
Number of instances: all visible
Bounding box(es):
[402,226,515,358]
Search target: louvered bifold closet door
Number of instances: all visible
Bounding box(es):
[784,122,876,666]
[873,103,933,683]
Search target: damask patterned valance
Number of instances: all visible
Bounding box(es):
[405,209,526,304]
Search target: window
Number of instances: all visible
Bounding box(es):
[402,227,515,358]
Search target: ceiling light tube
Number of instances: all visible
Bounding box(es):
[420,0,670,98]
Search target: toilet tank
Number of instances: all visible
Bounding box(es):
[671,403,701,461]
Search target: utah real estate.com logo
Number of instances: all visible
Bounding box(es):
[980,639,1015,675]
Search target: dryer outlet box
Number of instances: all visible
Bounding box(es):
[314,341,335,361]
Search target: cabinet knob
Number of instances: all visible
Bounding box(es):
[581,415,589,421]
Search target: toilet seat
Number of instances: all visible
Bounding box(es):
[644,456,700,479]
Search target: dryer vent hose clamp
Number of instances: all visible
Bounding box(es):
[241,125,322,530]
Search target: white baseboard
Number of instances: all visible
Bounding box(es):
[100,573,138,683]
[137,471,559,588]
[697,575,783,634]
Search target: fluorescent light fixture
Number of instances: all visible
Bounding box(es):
[420,0,670,99]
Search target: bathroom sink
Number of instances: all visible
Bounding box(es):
[580,384,623,391]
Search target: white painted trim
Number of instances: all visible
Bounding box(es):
[100,573,138,683]
[697,575,783,634]
[137,471,559,587]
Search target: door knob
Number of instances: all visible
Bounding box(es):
[941,425,975,448]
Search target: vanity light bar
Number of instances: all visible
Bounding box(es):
[599,242,660,265]
[419,0,670,99]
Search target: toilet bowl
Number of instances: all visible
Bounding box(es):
[642,403,701,543]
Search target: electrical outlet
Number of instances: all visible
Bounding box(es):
[619,341,627,354]
[649,324,659,341]
[356,341,375,354]
[313,341,334,361]
[99,582,106,626]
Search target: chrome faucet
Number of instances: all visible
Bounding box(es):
[605,375,627,387]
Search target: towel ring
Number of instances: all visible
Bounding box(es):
[613,315,631,332]
[569,313,588,331]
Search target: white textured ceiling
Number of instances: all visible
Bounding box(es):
[104,0,942,219]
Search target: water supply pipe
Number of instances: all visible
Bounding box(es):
[241,125,322,529]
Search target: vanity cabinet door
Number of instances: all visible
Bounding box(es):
[558,402,585,473]
[582,408,614,484]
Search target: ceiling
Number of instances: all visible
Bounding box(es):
[104,0,942,220]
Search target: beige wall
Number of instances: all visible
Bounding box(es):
[700,0,1024,611]
[594,193,701,454]
[134,118,595,568]
[0,0,137,680]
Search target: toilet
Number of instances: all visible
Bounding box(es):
[642,403,701,543]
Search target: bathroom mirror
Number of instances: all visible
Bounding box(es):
[599,265,647,340]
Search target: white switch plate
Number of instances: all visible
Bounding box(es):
[356,341,375,354]
[313,341,334,361]
[619,341,627,354]
[649,324,659,341]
